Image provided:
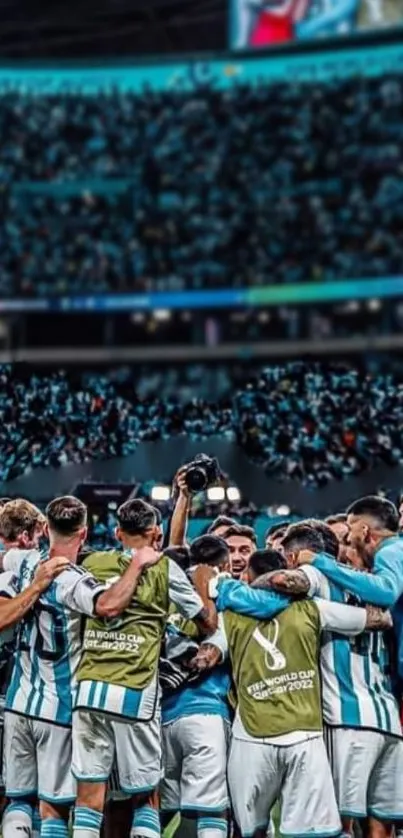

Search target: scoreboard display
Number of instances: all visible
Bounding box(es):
[230,0,403,50]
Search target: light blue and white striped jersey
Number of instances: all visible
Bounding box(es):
[161,621,231,725]
[304,565,401,737]
[0,571,19,699]
[1,549,105,726]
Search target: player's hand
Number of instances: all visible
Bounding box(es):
[173,467,191,501]
[189,564,216,594]
[188,644,222,671]
[33,557,70,591]
[296,549,316,566]
[133,546,161,570]
[365,606,393,631]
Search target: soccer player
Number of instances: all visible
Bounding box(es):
[3,496,160,838]
[207,517,237,539]
[161,535,231,838]
[218,548,383,838]
[221,525,256,579]
[71,499,217,838]
[0,499,71,838]
[254,521,403,836]
[296,497,403,687]
[264,523,287,549]
[0,498,45,559]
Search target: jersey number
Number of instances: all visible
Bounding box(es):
[19,604,67,662]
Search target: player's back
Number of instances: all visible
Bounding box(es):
[6,550,83,726]
[308,566,401,736]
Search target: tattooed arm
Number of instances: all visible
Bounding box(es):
[251,568,310,596]
[365,605,393,632]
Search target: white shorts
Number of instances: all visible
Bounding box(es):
[106,763,131,802]
[228,734,341,838]
[161,714,229,814]
[326,726,403,821]
[4,712,75,803]
[72,709,162,795]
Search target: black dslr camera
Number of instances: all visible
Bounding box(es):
[184,453,222,494]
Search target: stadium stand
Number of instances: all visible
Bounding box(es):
[0,362,402,486]
[1,72,403,297]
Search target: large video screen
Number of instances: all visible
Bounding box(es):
[230,0,403,49]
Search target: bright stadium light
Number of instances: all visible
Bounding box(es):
[153,309,172,321]
[227,486,241,503]
[151,485,170,502]
[207,487,225,502]
[276,505,291,516]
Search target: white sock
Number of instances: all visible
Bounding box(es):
[73,806,103,838]
[3,802,32,838]
[197,816,227,838]
[131,804,161,838]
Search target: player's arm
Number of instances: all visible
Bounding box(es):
[251,568,311,596]
[190,614,228,672]
[214,577,291,619]
[168,559,217,636]
[300,546,403,607]
[95,547,160,618]
[58,547,160,618]
[0,557,70,631]
[169,467,191,547]
[315,598,392,635]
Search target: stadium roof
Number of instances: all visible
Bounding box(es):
[0,0,227,60]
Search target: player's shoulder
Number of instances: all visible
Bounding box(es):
[4,547,41,577]
[377,536,403,561]
[0,569,20,598]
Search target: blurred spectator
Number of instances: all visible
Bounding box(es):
[0,74,403,295]
[0,362,403,486]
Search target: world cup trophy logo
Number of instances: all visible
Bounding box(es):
[252,621,287,671]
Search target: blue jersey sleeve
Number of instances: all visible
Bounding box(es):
[216,578,290,619]
[312,541,403,608]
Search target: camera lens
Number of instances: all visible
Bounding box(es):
[185,466,208,493]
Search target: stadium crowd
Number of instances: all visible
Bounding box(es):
[1,72,403,296]
[0,362,402,486]
[0,487,402,838]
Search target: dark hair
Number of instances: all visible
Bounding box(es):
[325,514,348,525]
[222,525,257,544]
[265,523,288,542]
[249,548,286,578]
[153,507,162,525]
[117,499,157,536]
[282,523,325,556]
[164,546,190,571]
[347,496,399,533]
[302,519,339,559]
[46,496,87,537]
[207,516,236,534]
[189,535,229,568]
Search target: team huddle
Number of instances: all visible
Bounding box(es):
[0,481,402,838]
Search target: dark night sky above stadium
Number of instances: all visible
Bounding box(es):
[0,0,226,59]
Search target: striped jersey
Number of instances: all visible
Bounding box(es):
[304,564,401,737]
[0,571,19,698]
[312,537,403,688]
[1,549,105,726]
[161,621,231,725]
